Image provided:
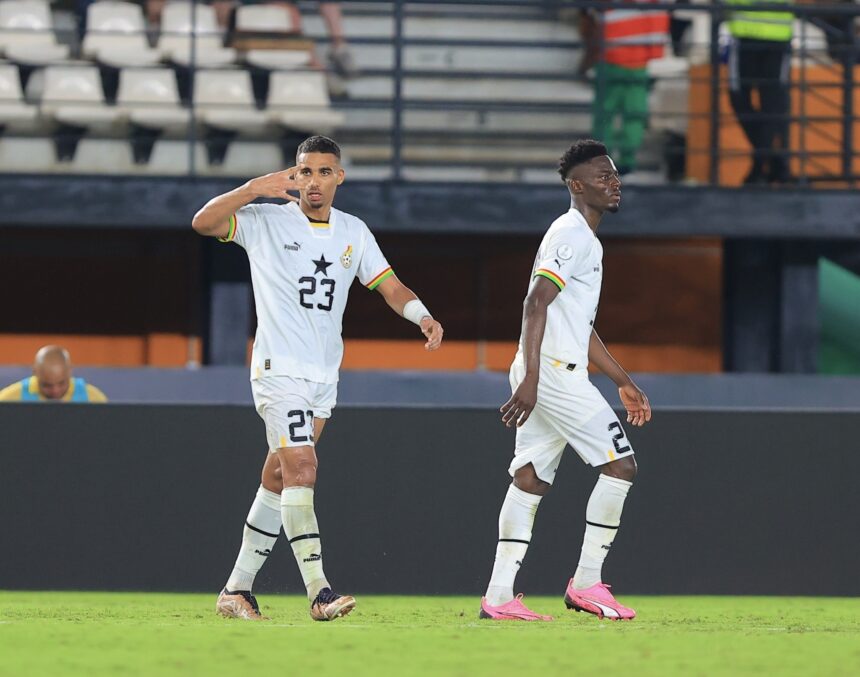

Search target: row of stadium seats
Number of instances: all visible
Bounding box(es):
[0,136,565,181]
[0,63,342,137]
[0,0,310,69]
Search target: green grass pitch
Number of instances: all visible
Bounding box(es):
[1,592,858,676]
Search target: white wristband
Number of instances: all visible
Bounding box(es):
[403,299,432,326]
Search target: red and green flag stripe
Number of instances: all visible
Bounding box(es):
[534,268,565,291]
[217,214,237,243]
[367,266,394,290]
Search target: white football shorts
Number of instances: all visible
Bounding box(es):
[508,356,635,484]
[251,375,337,450]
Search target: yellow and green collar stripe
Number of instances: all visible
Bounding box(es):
[367,266,394,290]
[535,268,565,291]
[217,214,237,243]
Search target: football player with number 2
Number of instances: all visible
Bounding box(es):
[193,136,444,622]
[480,140,651,622]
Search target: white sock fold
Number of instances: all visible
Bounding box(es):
[225,485,282,592]
[281,486,329,601]
[485,484,543,606]
[573,474,632,590]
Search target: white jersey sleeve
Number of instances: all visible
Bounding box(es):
[218,203,281,251]
[532,226,587,292]
[355,221,394,290]
[516,209,603,369]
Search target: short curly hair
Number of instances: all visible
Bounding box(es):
[296,135,341,160]
[558,139,609,181]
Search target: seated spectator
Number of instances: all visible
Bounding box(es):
[146,0,236,29]
[0,345,107,403]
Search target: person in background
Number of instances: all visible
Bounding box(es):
[579,0,670,175]
[726,0,795,185]
[0,346,107,403]
[318,3,359,77]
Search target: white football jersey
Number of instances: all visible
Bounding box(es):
[516,207,603,369]
[222,201,392,384]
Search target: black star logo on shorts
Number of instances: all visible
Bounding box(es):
[312,254,332,276]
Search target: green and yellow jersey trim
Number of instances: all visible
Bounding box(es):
[217,214,237,243]
[534,268,565,291]
[367,267,394,290]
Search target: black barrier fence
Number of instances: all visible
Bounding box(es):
[1,404,858,596]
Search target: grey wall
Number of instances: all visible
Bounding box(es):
[2,367,860,408]
[3,175,860,238]
[1,404,858,596]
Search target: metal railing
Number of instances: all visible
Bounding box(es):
[0,0,857,186]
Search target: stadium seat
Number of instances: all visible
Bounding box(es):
[158,1,236,68]
[82,1,161,68]
[138,138,205,174]
[0,135,53,170]
[266,70,343,134]
[193,69,268,132]
[235,4,311,71]
[207,140,282,177]
[117,67,188,132]
[235,4,299,34]
[71,138,134,173]
[41,65,122,129]
[0,62,38,127]
[0,0,70,65]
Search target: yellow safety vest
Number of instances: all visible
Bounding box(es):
[727,0,793,42]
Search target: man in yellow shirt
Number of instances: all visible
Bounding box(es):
[0,345,107,402]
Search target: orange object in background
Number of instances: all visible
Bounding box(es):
[0,334,200,367]
[687,63,860,186]
[341,339,720,373]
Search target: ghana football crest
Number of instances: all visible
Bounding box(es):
[340,244,353,268]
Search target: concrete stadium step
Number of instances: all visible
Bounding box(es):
[345,44,581,75]
[338,108,591,135]
[346,76,592,104]
[301,13,578,43]
[343,163,561,184]
[343,142,562,165]
[335,3,551,20]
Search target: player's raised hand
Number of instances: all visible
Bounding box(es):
[420,317,444,351]
[500,376,538,428]
[246,166,305,202]
[619,383,651,427]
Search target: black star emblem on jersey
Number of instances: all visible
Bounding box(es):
[312,254,332,276]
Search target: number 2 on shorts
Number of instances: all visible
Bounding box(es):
[287,409,314,443]
[607,421,631,455]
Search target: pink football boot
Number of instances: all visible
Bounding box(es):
[563,579,636,620]
[479,594,553,621]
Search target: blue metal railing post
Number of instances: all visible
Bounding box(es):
[842,23,854,184]
[709,3,720,185]
[391,0,405,182]
[187,0,198,176]
[798,16,807,183]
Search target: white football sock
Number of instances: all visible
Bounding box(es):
[573,474,632,590]
[281,486,329,601]
[485,484,542,606]
[225,485,282,592]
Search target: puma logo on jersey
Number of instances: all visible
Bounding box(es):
[284,241,302,251]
